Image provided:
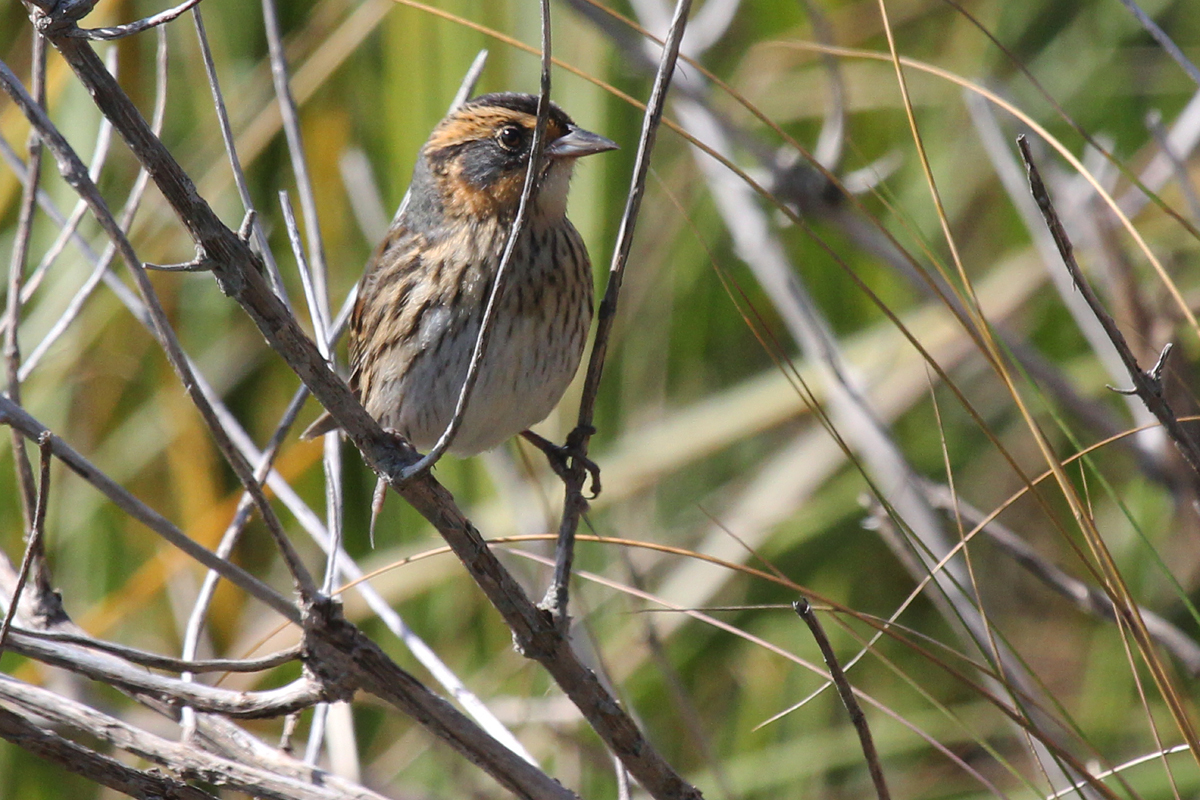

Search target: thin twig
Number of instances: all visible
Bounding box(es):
[794,599,891,800]
[281,190,342,590]
[1145,109,1200,224]
[191,4,287,300]
[546,0,694,620]
[4,29,45,534]
[0,433,52,652]
[20,34,168,383]
[964,91,1162,458]
[1119,88,1200,218]
[452,49,489,114]
[72,0,205,40]
[399,5,555,479]
[282,187,345,765]
[1114,0,1200,88]
[8,629,302,674]
[1017,135,1200,480]
[17,67,113,305]
[3,630,325,717]
[179,383,308,737]
[797,0,845,170]
[263,0,328,319]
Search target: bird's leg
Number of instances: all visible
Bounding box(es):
[525,425,600,625]
[520,426,601,499]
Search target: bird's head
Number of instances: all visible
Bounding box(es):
[418,92,617,222]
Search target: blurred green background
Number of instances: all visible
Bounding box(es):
[2,0,1199,797]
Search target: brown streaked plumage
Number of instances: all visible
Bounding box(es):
[304,93,616,464]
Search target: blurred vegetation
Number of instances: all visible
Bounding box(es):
[2,0,1200,798]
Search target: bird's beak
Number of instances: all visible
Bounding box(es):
[545,126,619,159]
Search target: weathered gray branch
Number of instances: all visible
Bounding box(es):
[0,705,218,800]
[3,630,323,717]
[0,674,377,800]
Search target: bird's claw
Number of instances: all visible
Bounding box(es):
[522,427,601,499]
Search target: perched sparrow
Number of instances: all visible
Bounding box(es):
[304,92,616,484]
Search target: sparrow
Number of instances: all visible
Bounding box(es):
[304,92,616,491]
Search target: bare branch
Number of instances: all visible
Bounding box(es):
[263,0,328,314]
[191,4,287,299]
[794,599,890,800]
[281,186,345,765]
[12,628,302,674]
[3,630,323,718]
[1145,109,1200,223]
[548,0,695,620]
[1017,135,1200,480]
[180,384,309,735]
[0,674,378,800]
[17,55,113,305]
[0,433,52,651]
[4,29,46,535]
[0,706,218,800]
[72,0,205,40]
[1114,0,1200,87]
[797,0,845,170]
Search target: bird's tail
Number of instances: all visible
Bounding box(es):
[300,411,341,440]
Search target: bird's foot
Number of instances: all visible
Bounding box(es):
[521,426,601,499]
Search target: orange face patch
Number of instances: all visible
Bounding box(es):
[423,106,570,218]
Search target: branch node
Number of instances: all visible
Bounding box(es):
[1149,341,1173,384]
[30,1,94,37]
[300,596,362,705]
[511,609,565,660]
[238,208,257,243]
[143,253,216,273]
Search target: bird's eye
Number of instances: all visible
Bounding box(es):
[496,125,524,152]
